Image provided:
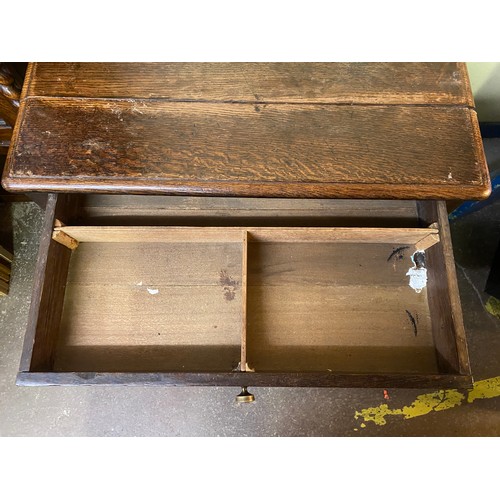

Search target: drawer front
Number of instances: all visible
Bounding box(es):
[18,194,472,390]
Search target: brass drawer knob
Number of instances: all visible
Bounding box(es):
[236,387,255,403]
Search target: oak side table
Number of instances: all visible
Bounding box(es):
[2,63,491,399]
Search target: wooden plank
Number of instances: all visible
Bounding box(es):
[246,284,434,347]
[247,242,420,287]
[249,227,437,245]
[415,232,441,251]
[79,196,421,228]
[52,229,79,250]
[19,194,74,372]
[16,371,473,389]
[81,196,419,218]
[54,226,439,245]
[4,98,490,199]
[246,241,436,373]
[54,239,243,372]
[54,345,241,373]
[59,284,242,345]
[241,231,248,371]
[55,226,244,243]
[417,201,471,375]
[25,63,473,105]
[64,241,242,287]
[247,346,438,374]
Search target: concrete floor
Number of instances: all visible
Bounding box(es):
[1,142,499,436]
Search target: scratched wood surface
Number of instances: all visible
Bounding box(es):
[3,63,490,199]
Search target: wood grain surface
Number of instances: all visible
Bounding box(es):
[76,193,422,227]
[246,241,436,373]
[417,200,470,375]
[50,235,439,374]
[78,196,421,227]
[24,62,473,104]
[17,371,474,389]
[80,196,419,219]
[2,63,490,199]
[53,225,439,245]
[55,240,243,372]
[20,194,76,371]
[17,195,473,386]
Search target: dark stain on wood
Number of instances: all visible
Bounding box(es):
[405,309,418,336]
[387,245,410,262]
[219,269,239,301]
[413,251,426,269]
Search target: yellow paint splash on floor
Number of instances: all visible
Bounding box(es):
[354,376,500,427]
[467,376,500,403]
[485,296,500,320]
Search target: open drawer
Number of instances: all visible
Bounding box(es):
[17,194,471,390]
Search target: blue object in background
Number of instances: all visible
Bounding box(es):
[449,174,499,221]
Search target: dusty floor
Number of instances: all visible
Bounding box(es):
[0,142,499,436]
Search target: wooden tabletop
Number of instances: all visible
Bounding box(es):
[2,63,490,199]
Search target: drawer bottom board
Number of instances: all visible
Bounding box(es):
[51,238,435,374]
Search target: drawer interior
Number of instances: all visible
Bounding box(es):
[247,241,436,373]
[43,223,439,374]
[19,195,471,388]
[55,240,243,372]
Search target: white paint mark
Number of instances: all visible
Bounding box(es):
[448,172,453,180]
[147,287,159,295]
[136,281,143,286]
[406,267,427,293]
[406,251,427,293]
